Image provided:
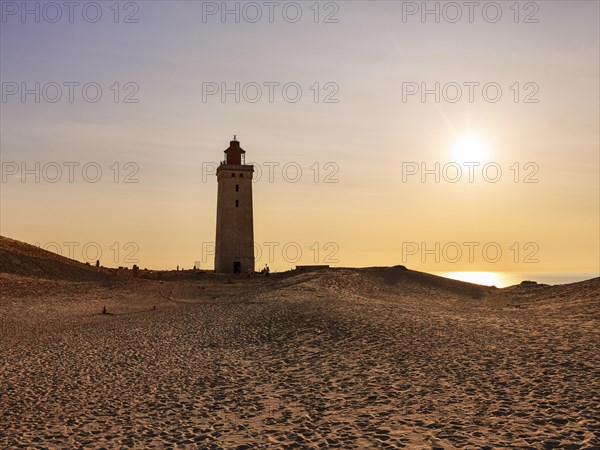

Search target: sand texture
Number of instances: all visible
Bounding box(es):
[1,237,599,448]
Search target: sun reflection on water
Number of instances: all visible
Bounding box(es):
[442,271,504,287]
[438,272,597,288]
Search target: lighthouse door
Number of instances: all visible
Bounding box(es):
[233,261,241,274]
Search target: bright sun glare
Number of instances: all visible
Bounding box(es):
[444,272,504,287]
[452,135,489,162]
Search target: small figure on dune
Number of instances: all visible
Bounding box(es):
[96,259,100,268]
[102,306,107,315]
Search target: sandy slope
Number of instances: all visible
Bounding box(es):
[1,237,599,449]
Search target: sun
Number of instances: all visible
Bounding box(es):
[451,135,489,162]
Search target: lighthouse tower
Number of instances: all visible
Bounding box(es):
[214,136,255,273]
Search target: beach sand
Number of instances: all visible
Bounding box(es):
[1,236,598,448]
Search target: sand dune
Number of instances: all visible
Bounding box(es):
[1,236,599,448]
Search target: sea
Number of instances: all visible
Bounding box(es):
[435,272,599,288]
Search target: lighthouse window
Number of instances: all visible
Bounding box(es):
[240,174,243,178]
[236,184,239,192]
[231,173,235,177]
[235,200,239,207]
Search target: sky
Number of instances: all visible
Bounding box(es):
[1,0,599,279]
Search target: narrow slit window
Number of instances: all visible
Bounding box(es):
[231,173,235,177]
[240,173,243,178]
[235,200,239,207]
[236,184,239,192]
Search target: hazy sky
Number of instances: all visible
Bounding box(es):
[1,1,598,275]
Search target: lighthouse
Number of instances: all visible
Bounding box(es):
[214,136,255,273]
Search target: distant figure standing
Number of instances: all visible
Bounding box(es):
[265,264,270,277]
[95,260,100,268]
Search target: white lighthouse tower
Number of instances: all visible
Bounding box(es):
[214,136,255,273]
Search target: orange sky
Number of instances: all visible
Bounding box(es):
[1,1,598,277]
